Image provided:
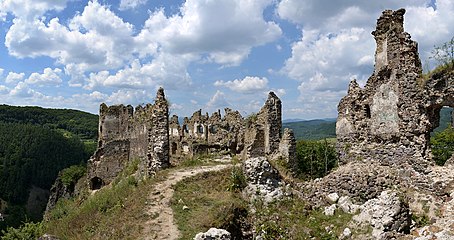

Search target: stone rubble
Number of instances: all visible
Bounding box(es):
[194,228,231,240]
[352,190,410,239]
[243,157,284,203]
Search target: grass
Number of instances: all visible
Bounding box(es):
[253,198,352,240]
[172,164,353,240]
[43,160,170,240]
[171,168,250,240]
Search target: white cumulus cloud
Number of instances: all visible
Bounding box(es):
[26,68,63,86]
[206,90,230,109]
[214,76,268,94]
[119,0,147,11]
[5,72,25,83]
[137,0,281,66]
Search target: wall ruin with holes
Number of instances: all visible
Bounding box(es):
[168,92,285,163]
[87,88,169,190]
[336,9,454,171]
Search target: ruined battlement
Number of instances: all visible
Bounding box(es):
[87,87,292,190]
[87,88,169,190]
[336,9,454,170]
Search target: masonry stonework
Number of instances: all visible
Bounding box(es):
[87,88,169,190]
[336,9,454,170]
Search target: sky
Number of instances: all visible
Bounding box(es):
[0,0,453,120]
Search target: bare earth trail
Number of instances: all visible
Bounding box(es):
[142,163,233,240]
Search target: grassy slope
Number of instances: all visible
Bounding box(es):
[44,160,164,240]
[172,166,353,240]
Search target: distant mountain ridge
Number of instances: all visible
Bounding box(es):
[283,119,336,140]
[0,105,98,140]
[284,108,452,140]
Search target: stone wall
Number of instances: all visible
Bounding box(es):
[87,88,169,190]
[87,88,284,189]
[336,9,454,170]
[168,92,283,162]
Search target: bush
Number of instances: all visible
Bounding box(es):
[60,165,86,187]
[430,125,454,166]
[1,222,43,240]
[295,139,338,180]
[227,167,246,192]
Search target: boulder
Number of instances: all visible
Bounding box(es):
[194,228,231,240]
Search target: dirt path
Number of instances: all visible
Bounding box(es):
[142,164,233,240]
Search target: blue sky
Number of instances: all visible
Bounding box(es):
[0,0,452,119]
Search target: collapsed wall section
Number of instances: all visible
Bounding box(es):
[336,9,454,170]
[87,88,169,189]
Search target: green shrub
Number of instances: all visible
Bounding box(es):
[1,222,43,240]
[295,139,338,180]
[60,165,86,187]
[227,167,246,192]
[430,125,454,166]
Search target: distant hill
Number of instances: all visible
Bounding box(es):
[0,105,98,140]
[283,119,336,140]
[284,107,452,141]
[0,105,99,230]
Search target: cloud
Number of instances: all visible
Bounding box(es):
[405,0,454,63]
[283,28,373,89]
[206,90,230,109]
[85,54,192,90]
[26,68,63,86]
[137,0,281,66]
[277,0,426,29]
[0,0,68,21]
[0,85,9,94]
[5,72,25,83]
[0,68,4,77]
[214,76,268,93]
[10,82,36,97]
[5,1,136,72]
[119,0,147,11]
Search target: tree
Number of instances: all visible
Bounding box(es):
[430,125,454,166]
[431,36,454,67]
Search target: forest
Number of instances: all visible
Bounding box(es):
[0,106,98,231]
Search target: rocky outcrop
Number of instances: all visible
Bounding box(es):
[243,157,284,202]
[336,9,454,170]
[352,190,410,239]
[87,88,170,190]
[194,228,231,240]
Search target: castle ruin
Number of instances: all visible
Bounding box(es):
[87,88,170,190]
[87,89,293,190]
[336,9,454,170]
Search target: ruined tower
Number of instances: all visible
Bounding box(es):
[87,88,170,190]
[336,9,454,170]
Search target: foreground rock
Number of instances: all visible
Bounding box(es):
[352,190,410,239]
[243,157,284,202]
[194,228,231,240]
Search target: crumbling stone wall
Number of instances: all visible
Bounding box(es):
[257,92,282,155]
[279,128,297,170]
[88,88,284,189]
[168,92,283,162]
[169,107,245,161]
[336,9,454,170]
[87,88,170,190]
